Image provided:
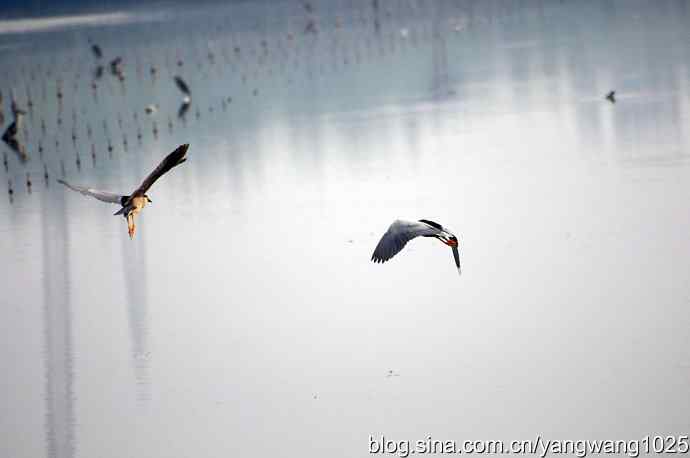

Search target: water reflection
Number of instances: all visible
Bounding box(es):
[121,237,151,403]
[40,183,75,458]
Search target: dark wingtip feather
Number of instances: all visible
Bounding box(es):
[170,144,189,166]
[176,143,190,155]
[418,219,443,230]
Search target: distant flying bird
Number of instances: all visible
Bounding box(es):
[58,144,189,239]
[174,76,191,97]
[91,44,102,59]
[371,219,461,274]
[605,90,616,103]
[145,104,158,115]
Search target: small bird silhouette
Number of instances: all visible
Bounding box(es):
[605,90,616,103]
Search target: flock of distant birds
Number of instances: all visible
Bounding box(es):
[1,35,208,203]
[2,0,490,202]
[1,64,195,196]
[0,0,623,274]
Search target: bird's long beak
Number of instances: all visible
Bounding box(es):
[452,246,461,276]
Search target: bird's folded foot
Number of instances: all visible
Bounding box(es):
[128,224,136,239]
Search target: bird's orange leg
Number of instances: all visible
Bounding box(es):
[127,214,136,239]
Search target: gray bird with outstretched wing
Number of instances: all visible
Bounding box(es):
[371,219,461,274]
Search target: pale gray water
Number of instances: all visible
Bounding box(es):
[1,1,689,457]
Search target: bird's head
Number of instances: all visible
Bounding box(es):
[439,234,458,248]
[145,194,152,203]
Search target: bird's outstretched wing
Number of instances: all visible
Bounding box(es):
[2,121,17,141]
[371,220,437,263]
[174,76,191,96]
[58,179,125,204]
[132,143,189,196]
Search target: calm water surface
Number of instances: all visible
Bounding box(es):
[1,1,689,457]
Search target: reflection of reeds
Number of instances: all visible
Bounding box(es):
[3,137,29,162]
[41,189,75,458]
[121,239,152,403]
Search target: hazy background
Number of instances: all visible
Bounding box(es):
[1,1,689,457]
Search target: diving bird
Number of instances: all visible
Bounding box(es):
[371,219,461,274]
[58,144,189,239]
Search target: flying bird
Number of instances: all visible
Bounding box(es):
[605,90,616,103]
[371,219,461,274]
[58,144,189,239]
[174,76,191,97]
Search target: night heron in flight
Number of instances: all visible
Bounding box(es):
[58,144,189,239]
[371,219,461,274]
